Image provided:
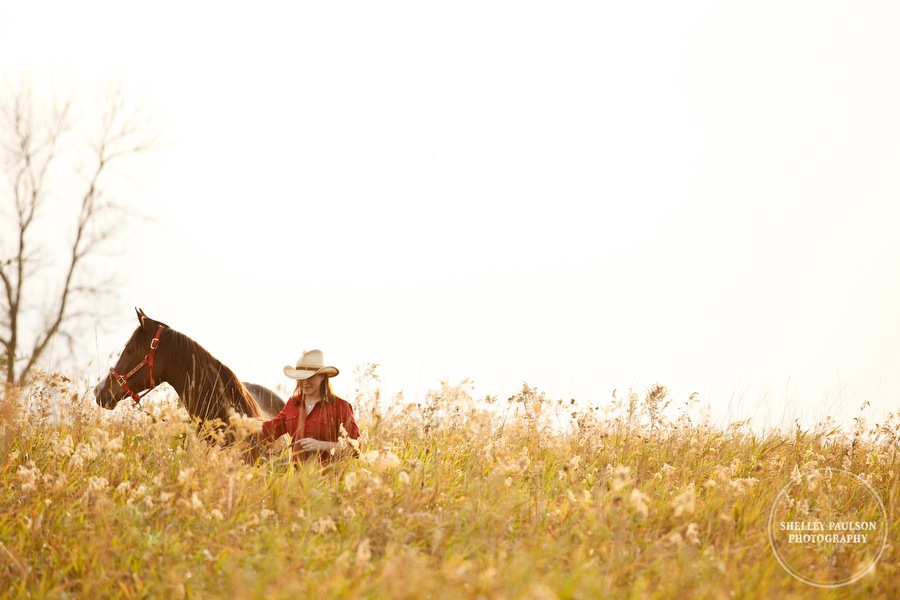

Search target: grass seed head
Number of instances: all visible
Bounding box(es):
[672,483,696,517]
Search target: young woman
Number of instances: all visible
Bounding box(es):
[256,349,360,463]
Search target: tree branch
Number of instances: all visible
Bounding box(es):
[2,78,158,385]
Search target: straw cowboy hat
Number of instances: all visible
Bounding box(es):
[283,349,340,380]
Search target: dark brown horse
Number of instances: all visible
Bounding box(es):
[94,309,285,442]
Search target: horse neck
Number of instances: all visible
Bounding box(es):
[158,330,261,421]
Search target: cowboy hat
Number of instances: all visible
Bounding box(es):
[283,349,340,380]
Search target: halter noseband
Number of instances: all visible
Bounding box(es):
[109,325,164,405]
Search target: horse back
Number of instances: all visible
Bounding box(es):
[242,382,286,420]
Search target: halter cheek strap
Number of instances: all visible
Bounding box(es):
[110,325,164,405]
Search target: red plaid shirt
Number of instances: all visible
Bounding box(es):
[261,393,360,462]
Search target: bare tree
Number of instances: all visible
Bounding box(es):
[0,79,159,386]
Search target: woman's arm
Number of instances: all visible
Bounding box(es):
[296,438,338,453]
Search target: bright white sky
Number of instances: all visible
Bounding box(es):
[2,1,898,430]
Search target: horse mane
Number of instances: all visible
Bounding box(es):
[162,327,262,420]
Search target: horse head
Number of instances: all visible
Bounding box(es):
[94,308,168,409]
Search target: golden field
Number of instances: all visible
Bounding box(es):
[0,371,897,599]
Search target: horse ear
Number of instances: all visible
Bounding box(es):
[136,307,148,327]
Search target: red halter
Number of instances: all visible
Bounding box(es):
[109,325,164,405]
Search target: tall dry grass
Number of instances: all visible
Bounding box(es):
[0,371,897,598]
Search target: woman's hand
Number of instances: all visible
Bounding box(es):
[296,438,337,453]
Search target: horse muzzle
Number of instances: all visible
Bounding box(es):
[93,377,120,410]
